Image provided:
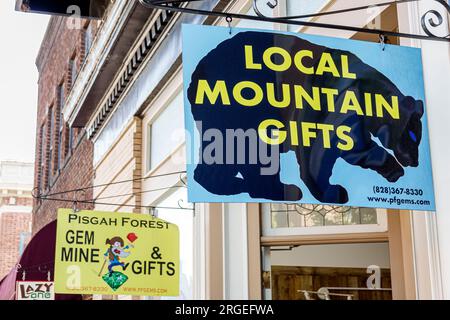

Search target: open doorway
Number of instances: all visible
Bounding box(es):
[258,204,415,300]
[265,243,392,300]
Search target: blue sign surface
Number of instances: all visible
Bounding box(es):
[182,24,435,211]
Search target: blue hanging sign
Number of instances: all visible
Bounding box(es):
[182,24,435,211]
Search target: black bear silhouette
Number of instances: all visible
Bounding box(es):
[187,31,424,204]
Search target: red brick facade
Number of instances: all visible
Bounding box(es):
[0,161,34,279]
[1,197,33,207]
[0,211,31,279]
[33,17,99,234]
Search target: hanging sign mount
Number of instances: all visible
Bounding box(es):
[139,0,450,42]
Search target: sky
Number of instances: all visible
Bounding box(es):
[0,2,49,163]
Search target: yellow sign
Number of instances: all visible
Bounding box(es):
[54,209,179,296]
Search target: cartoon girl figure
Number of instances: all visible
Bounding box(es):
[104,237,133,274]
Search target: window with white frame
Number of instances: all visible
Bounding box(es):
[153,188,193,300]
[270,204,379,227]
[262,203,388,237]
[148,91,184,172]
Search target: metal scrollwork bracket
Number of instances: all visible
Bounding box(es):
[253,0,278,17]
[140,0,450,42]
[421,3,450,38]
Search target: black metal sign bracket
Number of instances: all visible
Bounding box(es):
[139,0,450,42]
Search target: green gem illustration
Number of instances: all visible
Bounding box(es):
[102,272,129,291]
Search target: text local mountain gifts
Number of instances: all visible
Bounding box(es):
[58,214,175,276]
[193,45,401,151]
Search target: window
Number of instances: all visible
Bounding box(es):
[38,125,45,192]
[269,204,378,228]
[57,84,65,171]
[153,188,193,300]
[148,91,184,171]
[58,83,65,106]
[262,203,387,237]
[57,114,64,170]
[93,91,139,164]
[19,232,31,256]
[67,126,74,157]
[48,106,54,179]
[69,57,77,87]
[84,23,93,61]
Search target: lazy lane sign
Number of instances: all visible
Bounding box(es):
[16,281,55,300]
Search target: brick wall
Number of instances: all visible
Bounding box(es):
[32,135,94,234]
[33,17,99,235]
[0,212,32,279]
